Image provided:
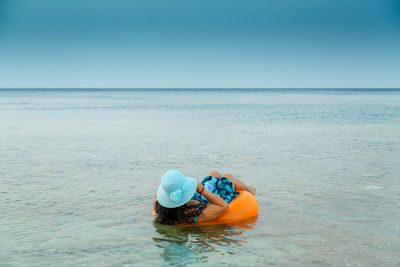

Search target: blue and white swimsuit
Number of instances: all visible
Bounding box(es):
[191,176,239,222]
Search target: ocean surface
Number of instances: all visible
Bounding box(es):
[1,88,399,266]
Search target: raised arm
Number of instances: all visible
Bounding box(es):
[195,181,229,223]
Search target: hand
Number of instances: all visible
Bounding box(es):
[248,186,256,195]
[196,180,204,193]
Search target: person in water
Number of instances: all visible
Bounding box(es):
[154,170,256,224]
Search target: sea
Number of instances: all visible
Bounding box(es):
[1,88,399,266]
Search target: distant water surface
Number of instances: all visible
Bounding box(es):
[1,89,399,265]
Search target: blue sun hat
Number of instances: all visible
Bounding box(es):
[157,170,197,208]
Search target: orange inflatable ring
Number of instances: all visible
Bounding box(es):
[153,190,258,226]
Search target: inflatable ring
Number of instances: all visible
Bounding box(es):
[153,190,258,226]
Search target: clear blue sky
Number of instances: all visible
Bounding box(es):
[1,0,399,88]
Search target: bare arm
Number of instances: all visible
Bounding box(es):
[195,181,229,223]
[153,195,157,210]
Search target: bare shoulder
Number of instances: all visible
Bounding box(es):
[196,204,228,223]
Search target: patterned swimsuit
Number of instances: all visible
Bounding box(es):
[191,176,239,222]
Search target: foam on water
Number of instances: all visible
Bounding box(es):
[1,89,399,265]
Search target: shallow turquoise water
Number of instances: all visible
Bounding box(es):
[1,89,399,266]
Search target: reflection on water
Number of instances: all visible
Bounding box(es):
[152,217,258,264]
[2,89,399,265]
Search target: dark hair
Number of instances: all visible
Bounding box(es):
[155,201,206,225]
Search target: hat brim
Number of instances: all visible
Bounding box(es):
[157,176,197,208]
